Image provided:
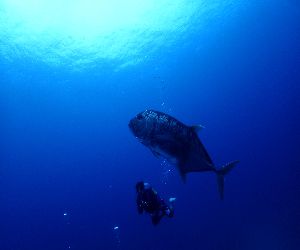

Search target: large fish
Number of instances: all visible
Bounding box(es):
[129,109,239,199]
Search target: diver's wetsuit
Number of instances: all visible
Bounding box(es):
[136,182,173,225]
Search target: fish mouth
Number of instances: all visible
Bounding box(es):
[128,120,144,142]
[128,119,133,128]
[128,119,136,134]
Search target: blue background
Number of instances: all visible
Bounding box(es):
[0,1,299,249]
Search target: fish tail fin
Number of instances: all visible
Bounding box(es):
[216,160,239,200]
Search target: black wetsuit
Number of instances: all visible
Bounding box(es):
[136,186,172,225]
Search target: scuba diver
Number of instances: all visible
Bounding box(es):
[136,181,176,225]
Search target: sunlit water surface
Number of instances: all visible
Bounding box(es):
[0,0,240,70]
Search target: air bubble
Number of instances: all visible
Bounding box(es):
[160,159,173,184]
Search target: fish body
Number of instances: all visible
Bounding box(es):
[129,110,239,199]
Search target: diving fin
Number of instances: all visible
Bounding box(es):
[168,197,176,203]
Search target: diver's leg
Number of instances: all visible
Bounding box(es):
[160,201,174,218]
[166,197,176,217]
[151,211,163,225]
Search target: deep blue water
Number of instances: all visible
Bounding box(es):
[0,1,299,249]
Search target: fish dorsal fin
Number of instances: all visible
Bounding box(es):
[191,124,205,133]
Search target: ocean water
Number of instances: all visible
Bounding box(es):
[0,0,299,249]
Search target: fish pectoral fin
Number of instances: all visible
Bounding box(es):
[177,162,187,183]
[191,124,205,133]
[180,171,187,183]
[150,149,161,158]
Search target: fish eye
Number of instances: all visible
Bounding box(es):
[136,114,143,120]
